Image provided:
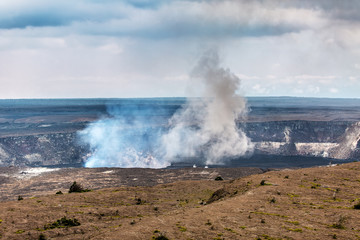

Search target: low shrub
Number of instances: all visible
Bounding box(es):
[215,176,223,181]
[260,180,273,186]
[69,182,91,193]
[38,233,47,240]
[330,216,346,229]
[135,198,144,205]
[44,217,80,230]
[207,188,230,204]
[152,233,169,240]
[176,222,187,232]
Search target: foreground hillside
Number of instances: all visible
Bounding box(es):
[1,162,360,240]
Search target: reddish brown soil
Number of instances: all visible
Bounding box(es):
[1,162,360,240]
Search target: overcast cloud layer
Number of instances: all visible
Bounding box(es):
[0,0,359,98]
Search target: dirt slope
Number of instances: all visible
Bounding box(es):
[0,167,263,201]
[1,162,360,240]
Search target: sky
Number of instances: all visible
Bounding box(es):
[0,0,359,99]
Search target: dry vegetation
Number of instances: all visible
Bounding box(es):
[1,162,360,239]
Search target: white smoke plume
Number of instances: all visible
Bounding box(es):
[161,50,253,164]
[78,117,168,168]
[79,49,253,168]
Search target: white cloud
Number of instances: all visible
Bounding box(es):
[307,85,320,94]
[329,88,339,93]
[236,74,260,80]
[252,84,269,94]
[349,76,358,82]
[293,88,304,94]
[294,75,336,80]
[0,0,360,98]
[266,75,276,79]
[97,43,123,55]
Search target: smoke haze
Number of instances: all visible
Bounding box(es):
[78,104,172,168]
[79,50,253,167]
[161,50,253,164]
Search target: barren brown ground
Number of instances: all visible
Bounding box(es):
[0,167,263,201]
[1,162,360,240]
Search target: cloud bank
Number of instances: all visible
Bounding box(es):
[0,0,359,98]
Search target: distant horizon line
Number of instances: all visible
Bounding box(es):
[0,96,360,100]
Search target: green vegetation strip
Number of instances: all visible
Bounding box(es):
[250,211,288,218]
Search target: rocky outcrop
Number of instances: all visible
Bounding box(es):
[245,121,358,159]
[243,120,350,143]
[329,122,360,159]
